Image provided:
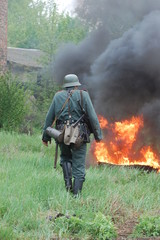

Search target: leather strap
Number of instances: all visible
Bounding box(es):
[51,89,76,127]
[80,90,83,109]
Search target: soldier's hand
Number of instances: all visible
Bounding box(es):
[42,140,51,147]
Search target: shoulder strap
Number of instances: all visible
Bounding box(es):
[51,89,76,127]
[80,90,83,109]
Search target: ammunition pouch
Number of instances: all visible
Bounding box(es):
[64,124,80,145]
[46,121,90,148]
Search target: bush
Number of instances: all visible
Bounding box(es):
[88,212,117,240]
[133,216,160,238]
[0,73,28,131]
[54,212,117,239]
[54,215,84,237]
[23,70,60,129]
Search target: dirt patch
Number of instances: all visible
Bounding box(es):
[116,216,138,239]
[116,216,160,240]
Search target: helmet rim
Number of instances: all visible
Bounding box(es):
[62,74,81,88]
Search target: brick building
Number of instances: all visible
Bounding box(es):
[0,0,8,73]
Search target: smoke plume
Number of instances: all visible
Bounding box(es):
[51,28,110,85]
[90,11,160,118]
[75,0,160,30]
[50,0,160,145]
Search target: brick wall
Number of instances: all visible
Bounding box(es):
[0,0,8,73]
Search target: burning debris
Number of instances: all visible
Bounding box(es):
[50,1,160,170]
[92,115,160,172]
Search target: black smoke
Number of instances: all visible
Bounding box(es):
[90,11,160,119]
[50,27,110,85]
[50,1,160,146]
[75,0,160,33]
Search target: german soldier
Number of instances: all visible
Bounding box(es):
[42,74,102,197]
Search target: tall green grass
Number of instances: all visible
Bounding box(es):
[0,131,160,239]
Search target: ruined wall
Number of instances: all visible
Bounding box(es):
[0,0,8,73]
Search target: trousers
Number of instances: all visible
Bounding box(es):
[59,143,87,181]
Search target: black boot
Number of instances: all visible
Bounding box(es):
[73,178,84,197]
[62,162,72,192]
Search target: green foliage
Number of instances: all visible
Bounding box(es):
[133,216,160,237]
[8,0,88,60]
[0,71,60,132]
[36,1,88,59]
[7,0,89,130]
[88,212,117,239]
[8,0,41,49]
[0,73,27,131]
[54,215,84,236]
[23,73,60,128]
[54,213,117,239]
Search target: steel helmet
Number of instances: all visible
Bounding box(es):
[63,74,81,88]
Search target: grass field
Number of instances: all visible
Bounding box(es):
[0,131,160,239]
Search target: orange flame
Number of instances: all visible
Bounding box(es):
[98,115,108,129]
[93,115,160,171]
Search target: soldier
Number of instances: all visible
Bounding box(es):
[42,74,102,197]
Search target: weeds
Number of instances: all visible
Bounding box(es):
[54,212,117,239]
[0,131,160,239]
[0,226,15,240]
[132,216,160,238]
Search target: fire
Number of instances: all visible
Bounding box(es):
[98,115,108,129]
[93,115,160,171]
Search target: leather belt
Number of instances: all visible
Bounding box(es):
[56,119,85,125]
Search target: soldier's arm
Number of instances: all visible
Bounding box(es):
[42,97,56,143]
[83,91,102,141]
